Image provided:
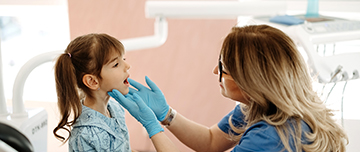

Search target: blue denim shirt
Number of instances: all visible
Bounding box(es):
[69,99,131,152]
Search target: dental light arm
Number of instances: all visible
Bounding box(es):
[11,51,62,117]
[121,17,167,51]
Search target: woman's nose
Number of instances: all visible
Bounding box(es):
[213,65,218,75]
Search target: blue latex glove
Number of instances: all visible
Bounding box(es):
[108,89,164,138]
[128,76,169,121]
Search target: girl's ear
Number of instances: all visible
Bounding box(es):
[82,74,100,90]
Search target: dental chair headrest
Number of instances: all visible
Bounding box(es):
[0,122,33,152]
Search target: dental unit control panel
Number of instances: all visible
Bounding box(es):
[302,18,360,34]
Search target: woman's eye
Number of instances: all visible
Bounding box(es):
[123,58,126,61]
[222,71,228,74]
[113,63,119,67]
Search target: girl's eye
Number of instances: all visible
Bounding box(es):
[113,63,119,67]
[222,71,228,75]
[123,58,126,61]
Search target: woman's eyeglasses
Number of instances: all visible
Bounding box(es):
[218,56,229,82]
[218,59,223,82]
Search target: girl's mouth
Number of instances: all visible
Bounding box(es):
[124,77,130,86]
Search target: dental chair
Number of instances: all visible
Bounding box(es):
[0,122,33,152]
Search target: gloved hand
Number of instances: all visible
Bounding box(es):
[128,76,169,121]
[108,89,164,138]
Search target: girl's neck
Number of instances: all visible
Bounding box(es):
[83,95,111,118]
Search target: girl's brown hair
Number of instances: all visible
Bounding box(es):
[53,33,124,142]
[221,25,348,152]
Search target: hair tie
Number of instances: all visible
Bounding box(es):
[67,53,71,58]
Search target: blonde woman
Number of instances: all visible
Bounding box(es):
[109,25,348,152]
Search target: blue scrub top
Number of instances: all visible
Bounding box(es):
[218,105,312,152]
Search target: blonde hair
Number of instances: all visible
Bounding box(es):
[53,33,124,142]
[221,25,348,152]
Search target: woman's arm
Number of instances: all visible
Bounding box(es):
[151,132,180,152]
[166,113,238,152]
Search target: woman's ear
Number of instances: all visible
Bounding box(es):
[82,74,99,90]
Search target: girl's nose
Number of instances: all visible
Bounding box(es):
[125,62,131,71]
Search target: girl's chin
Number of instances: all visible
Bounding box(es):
[124,89,130,95]
[119,88,130,95]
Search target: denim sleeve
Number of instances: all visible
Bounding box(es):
[69,131,98,152]
[217,104,246,135]
[69,127,114,152]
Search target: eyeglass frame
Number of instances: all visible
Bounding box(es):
[218,56,228,82]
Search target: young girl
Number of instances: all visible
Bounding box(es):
[53,33,132,151]
[109,25,348,152]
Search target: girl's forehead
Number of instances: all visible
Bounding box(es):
[109,48,124,56]
[104,50,122,63]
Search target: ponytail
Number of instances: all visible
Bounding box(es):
[53,53,82,142]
